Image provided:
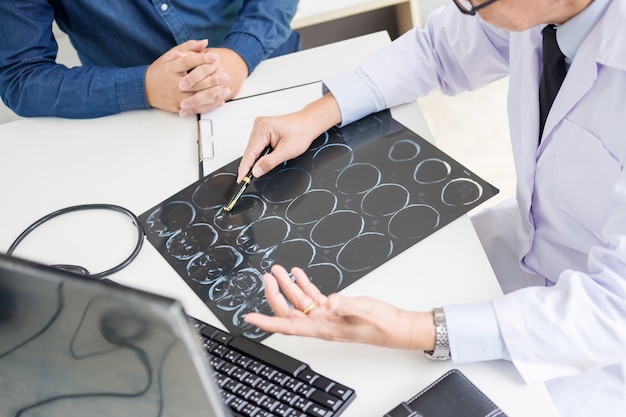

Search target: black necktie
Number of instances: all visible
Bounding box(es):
[539,24,567,140]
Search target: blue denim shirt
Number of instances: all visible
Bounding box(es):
[0,0,299,118]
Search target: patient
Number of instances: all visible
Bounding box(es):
[0,0,299,119]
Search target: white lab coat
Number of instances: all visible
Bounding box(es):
[493,1,626,414]
[325,0,626,415]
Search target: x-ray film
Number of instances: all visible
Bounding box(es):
[140,110,498,340]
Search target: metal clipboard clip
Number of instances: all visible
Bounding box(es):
[197,117,214,179]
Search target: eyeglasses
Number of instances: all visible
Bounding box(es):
[453,0,500,15]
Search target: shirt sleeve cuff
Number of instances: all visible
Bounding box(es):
[444,302,511,363]
[322,69,387,127]
[222,32,265,74]
[116,66,151,112]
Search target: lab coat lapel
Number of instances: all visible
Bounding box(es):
[503,29,543,259]
[508,30,541,219]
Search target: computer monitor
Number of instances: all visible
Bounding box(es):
[0,253,231,417]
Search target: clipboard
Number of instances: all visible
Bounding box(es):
[197,81,324,178]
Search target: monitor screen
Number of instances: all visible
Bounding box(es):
[0,255,228,417]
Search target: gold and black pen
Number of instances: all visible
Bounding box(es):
[223,145,272,212]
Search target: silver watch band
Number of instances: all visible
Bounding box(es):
[424,307,450,360]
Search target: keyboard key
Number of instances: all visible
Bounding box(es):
[260,366,277,380]
[220,362,238,375]
[267,383,286,399]
[235,354,253,368]
[231,367,250,382]
[329,385,353,401]
[279,390,299,405]
[312,376,334,392]
[296,368,318,385]
[273,403,293,416]
[247,360,265,375]
[243,372,261,387]
[283,377,303,392]
[291,396,313,412]
[271,371,290,386]
[200,324,218,339]
[247,389,267,406]
[227,396,246,410]
[214,372,230,387]
[205,339,220,353]
[239,402,259,417]
[311,390,342,411]
[224,348,241,363]
[235,384,255,398]
[307,404,333,417]
[295,384,315,398]
[260,396,281,412]
[210,356,226,371]
[212,344,228,357]
[285,410,307,417]
[223,379,242,393]
[213,329,234,345]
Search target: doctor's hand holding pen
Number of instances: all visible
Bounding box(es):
[236,93,342,183]
[244,264,437,351]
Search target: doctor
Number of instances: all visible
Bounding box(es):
[240,0,626,415]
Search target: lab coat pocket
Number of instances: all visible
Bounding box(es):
[553,119,621,238]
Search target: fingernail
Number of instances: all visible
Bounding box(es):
[179,109,189,117]
[221,87,231,99]
[252,166,264,178]
[220,73,229,83]
[179,80,189,90]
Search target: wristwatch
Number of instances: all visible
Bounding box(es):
[424,307,450,360]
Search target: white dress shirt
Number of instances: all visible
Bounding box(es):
[323,0,625,415]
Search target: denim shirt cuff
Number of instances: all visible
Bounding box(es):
[222,32,265,74]
[116,66,151,112]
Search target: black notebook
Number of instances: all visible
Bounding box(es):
[384,369,507,417]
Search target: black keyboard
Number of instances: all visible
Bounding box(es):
[192,319,356,417]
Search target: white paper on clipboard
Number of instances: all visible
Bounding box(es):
[198,81,324,176]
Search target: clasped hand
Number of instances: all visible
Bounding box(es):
[145,39,248,116]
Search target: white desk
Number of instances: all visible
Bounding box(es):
[0,32,558,417]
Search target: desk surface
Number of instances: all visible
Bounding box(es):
[0,32,558,417]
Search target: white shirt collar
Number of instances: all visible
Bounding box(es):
[556,0,612,66]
